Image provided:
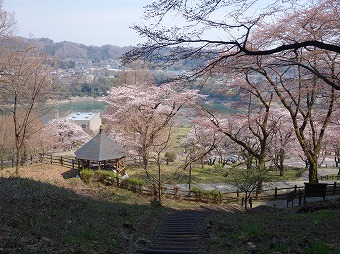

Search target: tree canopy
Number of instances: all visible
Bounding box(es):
[126,0,340,90]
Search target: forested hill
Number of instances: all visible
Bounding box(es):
[14,37,203,71]
[18,37,133,61]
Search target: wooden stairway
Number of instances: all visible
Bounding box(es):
[136,210,210,254]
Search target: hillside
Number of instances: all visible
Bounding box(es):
[20,37,133,61]
[10,37,237,105]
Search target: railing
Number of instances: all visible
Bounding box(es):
[40,154,340,206]
[43,154,78,169]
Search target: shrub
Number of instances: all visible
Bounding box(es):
[121,178,145,193]
[213,164,224,171]
[80,169,94,184]
[95,170,119,186]
[164,151,177,163]
[190,187,222,204]
[209,189,222,204]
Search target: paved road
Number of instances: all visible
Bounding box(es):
[174,167,339,193]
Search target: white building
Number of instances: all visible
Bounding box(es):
[67,112,102,136]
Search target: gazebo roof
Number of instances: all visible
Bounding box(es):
[75,130,127,161]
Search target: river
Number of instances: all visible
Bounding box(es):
[55,100,107,117]
[42,99,107,122]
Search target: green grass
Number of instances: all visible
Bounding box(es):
[208,206,340,254]
[127,163,231,185]
[0,177,165,253]
[127,162,302,185]
[1,164,339,254]
[264,167,304,182]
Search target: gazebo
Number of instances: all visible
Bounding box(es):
[75,127,127,175]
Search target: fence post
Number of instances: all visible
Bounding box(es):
[333,182,337,195]
[294,185,297,193]
[60,156,63,166]
[72,159,75,170]
[50,154,52,164]
[274,187,278,199]
[298,190,302,206]
[241,197,244,207]
[249,197,253,208]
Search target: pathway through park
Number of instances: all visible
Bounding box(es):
[136,209,210,254]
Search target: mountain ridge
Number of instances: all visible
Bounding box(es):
[19,37,133,61]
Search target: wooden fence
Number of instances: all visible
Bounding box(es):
[44,154,340,206]
[43,154,78,170]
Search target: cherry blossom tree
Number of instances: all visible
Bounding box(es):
[200,63,282,175]
[180,123,224,191]
[0,115,15,167]
[254,59,337,183]
[46,118,91,151]
[26,121,55,158]
[126,0,340,90]
[103,83,203,168]
[323,117,340,168]
[267,108,296,176]
[0,41,54,176]
[181,123,224,166]
[0,1,16,41]
[204,3,340,182]
[103,82,204,204]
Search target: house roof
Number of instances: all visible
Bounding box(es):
[75,131,127,161]
[67,112,99,121]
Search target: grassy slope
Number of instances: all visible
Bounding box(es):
[1,164,339,254]
[0,176,166,254]
[208,204,340,254]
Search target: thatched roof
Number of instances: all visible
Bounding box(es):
[75,130,127,161]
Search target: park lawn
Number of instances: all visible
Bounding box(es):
[126,162,303,185]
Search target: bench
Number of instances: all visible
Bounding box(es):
[303,183,328,204]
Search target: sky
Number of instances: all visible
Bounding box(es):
[3,0,150,47]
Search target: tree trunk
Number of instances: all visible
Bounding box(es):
[244,192,249,210]
[246,157,253,170]
[188,164,192,195]
[335,148,339,167]
[279,149,285,176]
[308,159,318,183]
[15,148,20,177]
[142,155,148,171]
[257,158,266,193]
[158,162,162,206]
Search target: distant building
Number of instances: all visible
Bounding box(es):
[67,112,102,135]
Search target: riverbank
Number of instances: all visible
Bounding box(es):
[46,96,102,105]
